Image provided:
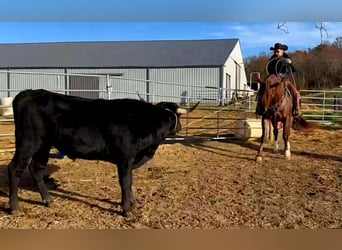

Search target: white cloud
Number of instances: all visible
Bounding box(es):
[210,22,342,57]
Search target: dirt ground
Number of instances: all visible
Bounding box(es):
[0,110,341,229]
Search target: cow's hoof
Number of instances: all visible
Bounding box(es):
[10,207,23,216]
[121,204,134,217]
[122,209,133,217]
[43,196,55,207]
[130,197,135,206]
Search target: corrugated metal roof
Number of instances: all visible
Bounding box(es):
[0,39,239,68]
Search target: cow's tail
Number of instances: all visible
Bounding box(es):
[136,91,146,102]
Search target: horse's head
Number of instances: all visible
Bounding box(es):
[259,74,291,114]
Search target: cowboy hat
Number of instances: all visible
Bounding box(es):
[270,43,288,51]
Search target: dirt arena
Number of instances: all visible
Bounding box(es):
[0,109,341,229]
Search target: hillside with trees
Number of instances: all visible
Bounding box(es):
[244,37,342,90]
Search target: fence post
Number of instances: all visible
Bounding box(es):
[106,74,112,100]
[322,90,326,122]
[216,110,220,137]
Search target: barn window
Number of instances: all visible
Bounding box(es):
[69,73,123,99]
[69,75,100,99]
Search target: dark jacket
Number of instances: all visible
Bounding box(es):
[267,52,296,76]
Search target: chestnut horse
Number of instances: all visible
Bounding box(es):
[255,75,309,162]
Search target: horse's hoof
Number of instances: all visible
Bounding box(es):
[255,156,263,162]
[285,151,291,160]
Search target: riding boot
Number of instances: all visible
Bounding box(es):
[293,94,301,117]
[286,82,301,117]
[255,96,264,116]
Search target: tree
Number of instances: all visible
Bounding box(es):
[332,37,342,48]
[243,53,269,82]
[243,41,342,90]
[277,22,329,45]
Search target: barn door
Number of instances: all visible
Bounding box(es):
[69,75,99,99]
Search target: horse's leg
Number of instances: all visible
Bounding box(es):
[265,119,272,142]
[283,118,292,160]
[256,117,267,162]
[264,119,269,141]
[273,120,279,153]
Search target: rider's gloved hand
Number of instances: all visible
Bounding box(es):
[285,58,292,64]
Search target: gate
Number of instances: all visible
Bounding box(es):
[0,70,261,153]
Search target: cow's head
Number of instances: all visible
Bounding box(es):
[136,92,200,134]
[155,101,200,134]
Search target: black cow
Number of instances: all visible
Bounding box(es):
[8,89,199,216]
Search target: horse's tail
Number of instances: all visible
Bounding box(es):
[292,115,320,130]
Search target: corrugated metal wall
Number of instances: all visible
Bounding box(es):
[0,67,221,103]
[2,69,65,97]
[67,68,146,99]
[0,71,9,97]
[149,67,220,103]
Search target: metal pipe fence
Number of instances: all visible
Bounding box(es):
[300,89,342,124]
[0,70,260,153]
[2,70,341,155]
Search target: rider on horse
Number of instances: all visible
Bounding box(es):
[255,43,301,117]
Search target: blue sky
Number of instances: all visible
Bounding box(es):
[0,1,341,59]
[0,22,341,58]
[0,0,341,21]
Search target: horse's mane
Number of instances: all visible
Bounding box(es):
[259,74,284,110]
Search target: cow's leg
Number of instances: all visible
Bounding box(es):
[117,162,134,216]
[8,152,32,214]
[28,146,54,207]
[132,155,152,169]
[132,146,158,169]
[8,136,46,214]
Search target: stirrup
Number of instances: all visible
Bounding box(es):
[293,109,301,117]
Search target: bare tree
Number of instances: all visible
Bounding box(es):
[314,22,329,44]
[277,22,289,33]
[275,22,329,44]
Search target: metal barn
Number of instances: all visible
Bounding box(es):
[0,39,248,104]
